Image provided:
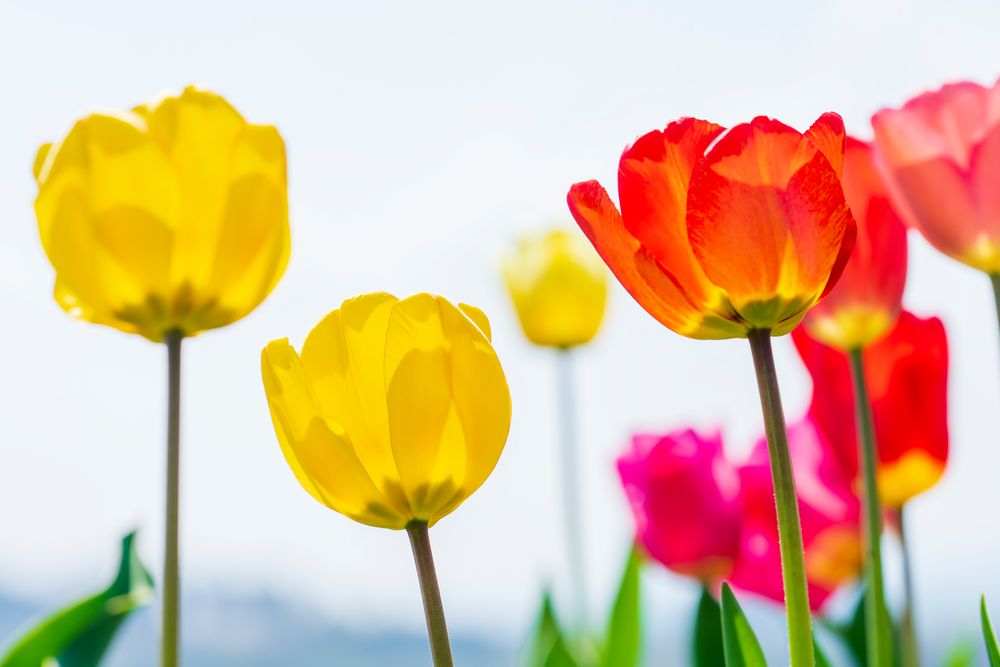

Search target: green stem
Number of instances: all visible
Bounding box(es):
[162,331,182,667]
[556,347,587,631]
[747,329,814,667]
[991,274,1000,359]
[848,348,893,667]
[897,507,920,667]
[407,522,454,667]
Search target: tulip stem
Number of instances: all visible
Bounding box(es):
[897,507,920,667]
[747,329,814,667]
[848,347,894,667]
[991,274,1000,363]
[162,331,183,667]
[556,347,587,631]
[407,522,454,667]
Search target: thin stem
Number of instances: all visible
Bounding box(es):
[407,522,454,667]
[991,274,1000,362]
[747,330,814,667]
[897,507,920,667]
[848,348,893,667]
[162,331,182,667]
[556,347,587,630]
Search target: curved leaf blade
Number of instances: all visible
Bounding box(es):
[0,532,153,667]
[693,586,724,667]
[600,547,642,667]
[982,596,1000,667]
[720,583,767,667]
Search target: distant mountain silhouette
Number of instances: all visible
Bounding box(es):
[0,590,513,666]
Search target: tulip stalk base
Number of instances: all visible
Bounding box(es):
[556,348,588,631]
[897,507,920,667]
[848,348,893,667]
[747,329,814,667]
[407,522,454,667]
[162,331,183,667]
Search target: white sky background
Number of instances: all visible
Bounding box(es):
[2,0,1000,662]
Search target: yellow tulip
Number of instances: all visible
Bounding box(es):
[503,228,608,347]
[261,292,512,529]
[34,85,289,341]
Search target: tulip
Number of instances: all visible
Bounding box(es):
[34,85,289,342]
[793,311,949,508]
[729,418,861,612]
[617,429,741,581]
[502,227,607,627]
[569,113,856,667]
[33,85,289,667]
[873,79,1000,371]
[261,292,511,667]
[503,228,608,348]
[803,138,908,350]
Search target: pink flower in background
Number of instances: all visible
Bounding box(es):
[872,79,1000,274]
[728,418,861,611]
[617,429,741,581]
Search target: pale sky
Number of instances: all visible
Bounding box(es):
[2,1,1000,664]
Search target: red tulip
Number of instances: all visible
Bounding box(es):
[729,418,861,611]
[803,138,908,350]
[872,80,1000,274]
[793,311,949,507]
[617,429,741,580]
[568,114,856,339]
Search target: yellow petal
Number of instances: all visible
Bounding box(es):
[458,302,492,342]
[261,339,408,529]
[299,293,411,515]
[33,143,52,184]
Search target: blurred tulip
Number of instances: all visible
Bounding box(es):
[503,228,608,347]
[872,80,1000,274]
[567,114,856,339]
[729,418,862,611]
[618,429,741,581]
[261,292,511,529]
[793,311,949,507]
[804,138,908,350]
[34,85,289,342]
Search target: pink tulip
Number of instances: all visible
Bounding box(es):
[617,429,741,581]
[872,80,1000,274]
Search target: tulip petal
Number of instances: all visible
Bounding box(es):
[687,116,853,329]
[618,118,726,307]
[458,302,492,342]
[261,339,406,529]
[299,293,412,515]
[568,180,744,338]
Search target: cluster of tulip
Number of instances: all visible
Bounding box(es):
[3,78,1000,667]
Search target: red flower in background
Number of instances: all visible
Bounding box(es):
[617,429,741,580]
[872,80,1000,274]
[728,418,862,611]
[803,138,908,350]
[568,114,856,339]
[793,311,949,507]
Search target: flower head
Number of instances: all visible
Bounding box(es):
[872,79,1000,273]
[502,228,608,347]
[34,85,289,341]
[729,418,861,611]
[567,114,856,339]
[803,138,908,349]
[617,428,741,581]
[793,311,949,507]
[261,293,511,529]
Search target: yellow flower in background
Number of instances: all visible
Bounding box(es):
[34,85,290,341]
[503,228,608,347]
[261,292,512,529]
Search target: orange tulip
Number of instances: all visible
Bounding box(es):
[872,80,1000,274]
[567,114,856,339]
[803,138,908,350]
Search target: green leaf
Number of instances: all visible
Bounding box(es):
[0,532,154,667]
[982,596,1000,667]
[720,583,767,667]
[526,592,578,667]
[941,637,976,667]
[692,586,724,667]
[813,632,834,667]
[599,547,642,667]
